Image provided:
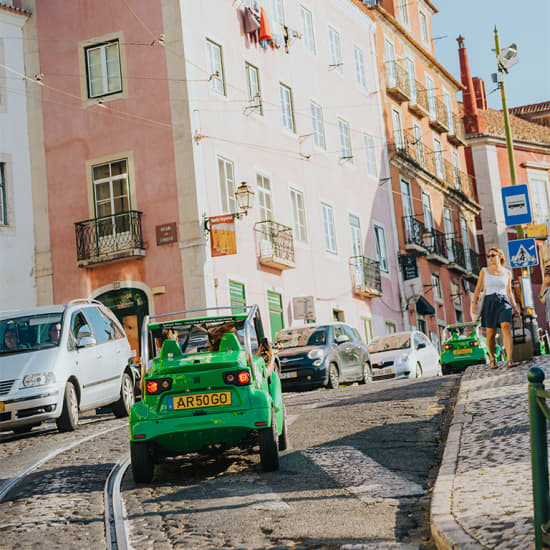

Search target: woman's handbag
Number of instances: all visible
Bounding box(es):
[470,268,486,322]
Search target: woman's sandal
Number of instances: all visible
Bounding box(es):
[489,359,497,369]
[507,360,520,368]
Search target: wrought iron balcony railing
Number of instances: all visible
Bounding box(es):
[424,227,449,262]
[469,248,481,276]
[254,220,295,270]
[408,80,430,117]
[385,61,410,103]
[350,256,382,297]
[402,215,428,252]
[448,115,466,145]
[429,96,450,133]
[447,238,467,272]
[74,210,145,267]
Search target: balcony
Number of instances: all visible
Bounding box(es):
[448,115,466,146]
[254,220,295,270]
[350,256,382,297]
[385,61,410,103]
[466,248,481,279]
[408,80,430,118]
[424,228,449,264]
[402,216,429,255]
[447,238,467,273]
[429,97,450,133]
[75,210,146,268]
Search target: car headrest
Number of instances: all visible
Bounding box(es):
[160,339,183,360]
[219,332,242,353]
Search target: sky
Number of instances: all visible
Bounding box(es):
[431,0,550,110]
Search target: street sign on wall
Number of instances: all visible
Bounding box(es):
[293,296,316,322]
[508,238,539,268]
[501,184,532,226]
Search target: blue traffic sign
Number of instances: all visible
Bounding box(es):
[502,184,532,226]
[508,238,538,268]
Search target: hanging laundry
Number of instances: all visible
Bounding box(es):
[259,7,272,49]
[243,6,260,34]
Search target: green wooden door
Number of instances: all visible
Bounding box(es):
[267,291,284,340]
[229,280,246,314]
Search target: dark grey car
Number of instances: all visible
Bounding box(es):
[274,323,372,390]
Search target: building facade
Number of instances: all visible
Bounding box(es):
[357,0,482,349]
[23,0,403,350]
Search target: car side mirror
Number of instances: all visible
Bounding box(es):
[77,335,96,348]
[417,342,426,349]
[335,334,350,345]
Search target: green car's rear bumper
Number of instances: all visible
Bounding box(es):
[440,349,487,370]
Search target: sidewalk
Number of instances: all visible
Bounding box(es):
[430,355,550,550]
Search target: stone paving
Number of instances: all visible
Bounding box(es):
[431,356,550,550]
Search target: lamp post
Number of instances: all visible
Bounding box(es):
[203,181,255,234]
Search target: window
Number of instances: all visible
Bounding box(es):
[426,74,436,119]
[280,83,295,133]
[229,280,246,314]
[443,89,454,133]
[271,0,285,26]
[413,122,424,167]
[385,321,397,334]
[452,149,461,188]
[433,135,444,179]
[384,39,396,87]
[460,214,472,271]
[69,311,90,350]
[83,306,113,344]
[0,163,5,225]
[362,318,374,344]
[206,38,225,95]
[363,134,377,178]
[451,280,462,308]
[333,310,345,322]
[417,318,426,335]
[267,290,284,340]
[328,27,343,73]
[431,273,442,300]
[85,40,122,98]
[321,202,337,253]
[353,46,367,90]
[529,175,550,225]
[422,192,433,231]
[392,107,403,150]
[290,188,307,242]
[398,0,409,27]
[245,62,262,114]
[217,156,236,213]
[444,206,455,263]
[349,214,362,256]
[374,224,389,273]
[338,118,352,162]
[300,6,315,55]
[310,101,325,149]
[405,58,416,103]
[92,159,130,237]
[257,174,273,221]
[419,10,430,45]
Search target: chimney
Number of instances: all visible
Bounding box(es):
[457,35,484,134]
[472,77,488,110]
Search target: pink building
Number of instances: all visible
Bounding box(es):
[25,0,403,350]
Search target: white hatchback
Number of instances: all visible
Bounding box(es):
[368,331,442,380]
[0,299,136,433]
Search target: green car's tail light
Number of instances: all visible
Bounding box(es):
[146,378,173,395]
[444,344,453,350]
[472,341,479,347]
[223,370,251,386]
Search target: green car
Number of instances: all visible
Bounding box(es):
[440,322,503,374]
[129,305,288,483]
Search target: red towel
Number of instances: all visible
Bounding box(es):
[259,7,272,41]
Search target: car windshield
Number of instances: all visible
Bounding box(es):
[368,333,411,353]
[274,327,327,349]
[0,313,64,355]
[445,325,478,340]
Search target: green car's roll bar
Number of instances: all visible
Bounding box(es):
[140,305,265,388]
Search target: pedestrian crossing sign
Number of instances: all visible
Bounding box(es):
[508,238,538,268]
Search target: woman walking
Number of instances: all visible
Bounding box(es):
[471,247,521,368]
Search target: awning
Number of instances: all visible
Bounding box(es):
[416,295,435,315]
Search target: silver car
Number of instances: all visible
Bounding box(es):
[0,299,137,434]
[368,331,442,380]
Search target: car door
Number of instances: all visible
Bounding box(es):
[334,325,356,381]
[81,306,120,406]
[414,332,433,375]
[342,324,364,379]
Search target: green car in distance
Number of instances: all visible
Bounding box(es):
[129,305,288,483]
[440,322,503,374]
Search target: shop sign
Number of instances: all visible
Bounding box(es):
[525,224,548,239]
[399,254,418,280]
[210,214,237,257]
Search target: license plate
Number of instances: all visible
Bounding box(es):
[454,348,473,355]
[280,371,298,379]
[0,402,3,412]
[168,392,231,411]
[382,367,393,375]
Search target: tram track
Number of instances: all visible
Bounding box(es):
[104,454,131,550]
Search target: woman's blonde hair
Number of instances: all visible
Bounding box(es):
[488,247,506,266]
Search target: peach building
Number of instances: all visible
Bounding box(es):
[23,0,403,350]
[356,0,482,349]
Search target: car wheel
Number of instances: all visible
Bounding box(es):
[56,381,79,432]
[359,362,372,384]
[131,441,155,483]
[259,409,280,472]
[327,363,340,389]
[415,363,423,378]
[112,372,135,418]
[278,406,289,452]
[441,363,451,375]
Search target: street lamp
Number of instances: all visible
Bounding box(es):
[203,181,255,234]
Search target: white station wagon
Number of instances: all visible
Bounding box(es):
[0,299,137,433]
